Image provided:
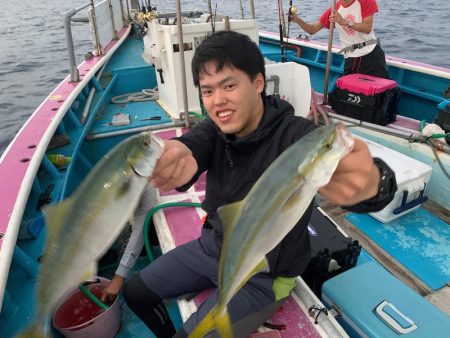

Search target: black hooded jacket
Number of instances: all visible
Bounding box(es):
[175,96,317,277]
[174,95,396,277]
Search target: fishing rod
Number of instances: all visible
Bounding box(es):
[323,0,336,105]
[285,1,299,61]
[286,0,293,41]
[210,3,217,33]
[239,0,244,19]
[277,0,286,62]
[207,0,212,15]
[249,0,255,19]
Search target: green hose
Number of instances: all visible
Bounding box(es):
[79,283,109,310]
[77,203,201,310]
[420,119,426,132]
[143,202,202,262]
[189,111,206,120]
[428,133,450,139]
[419,119,449,139]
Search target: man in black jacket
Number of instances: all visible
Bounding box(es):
[123,31,397,337]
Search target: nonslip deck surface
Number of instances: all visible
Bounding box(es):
[346,207,450,291]
[89,95,172,135]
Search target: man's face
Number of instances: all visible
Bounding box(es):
[198,61,265,137]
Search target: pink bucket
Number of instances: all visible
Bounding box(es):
[52,277,121,338]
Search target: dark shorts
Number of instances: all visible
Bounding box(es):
[139,228,278,335]
[344,44,389,79]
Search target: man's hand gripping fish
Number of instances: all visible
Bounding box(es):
[19,132,164,337]
[190,123,354,337]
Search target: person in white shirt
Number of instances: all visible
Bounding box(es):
[289,0,389,78]
[101,184,157,302]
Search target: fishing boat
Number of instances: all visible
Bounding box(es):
[0,1,449,337]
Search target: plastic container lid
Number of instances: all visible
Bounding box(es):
[336,74,397,96]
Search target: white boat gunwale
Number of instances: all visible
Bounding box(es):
[259,30,450,80]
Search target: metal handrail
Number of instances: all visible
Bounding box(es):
[249,0,255,19]
[107,0,119,39]
[206,0,255,19]
[89,0,103,57]
[64,3,91,82]
[119,0,127,26]
[65,0,129,83]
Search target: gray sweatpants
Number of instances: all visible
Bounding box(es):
[139,228,281,336]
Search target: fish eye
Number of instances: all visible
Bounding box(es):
[324,142,332,150]
[142,136,150,147]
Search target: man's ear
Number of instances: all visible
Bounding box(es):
[255,73,265,94]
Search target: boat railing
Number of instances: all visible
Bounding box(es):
[64,4,91,82]
[205,0,255,19]
[65,0,128,82]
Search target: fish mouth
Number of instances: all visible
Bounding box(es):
[335,123,354,153]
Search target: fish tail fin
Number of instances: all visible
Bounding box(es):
[16,321,51,338]
[189,305,233,338]
[216,310,233,338]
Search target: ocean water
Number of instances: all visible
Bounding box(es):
[0,0,449,154]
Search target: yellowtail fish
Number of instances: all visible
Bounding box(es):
[18,132,163,337]
[190,123,354,337]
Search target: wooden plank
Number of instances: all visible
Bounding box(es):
[422,199,450,225]
[425,284,450,316]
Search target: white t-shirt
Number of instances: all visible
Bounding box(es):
[115,184,157,277]
[319,0,379,58]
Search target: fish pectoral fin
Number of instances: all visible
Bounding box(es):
[16,321,50,338]
[42,197,75,247]
[218,199,245,246]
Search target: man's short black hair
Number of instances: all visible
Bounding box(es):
[191,30,266,98]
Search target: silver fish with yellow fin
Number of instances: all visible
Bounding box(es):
[19,132,163,337]
[190,123,354,337]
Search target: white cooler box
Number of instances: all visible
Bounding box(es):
[265,62,311,118]
[363,138,432,223]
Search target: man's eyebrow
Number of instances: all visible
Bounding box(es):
[200,76,235,89]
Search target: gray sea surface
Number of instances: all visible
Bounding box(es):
[0,0,449,155]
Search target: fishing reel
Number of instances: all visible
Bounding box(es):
[287,2,297,22]
[136,21,148,38]
[136,11,158,23]
[289,5,298,15]
[133,10,158,38]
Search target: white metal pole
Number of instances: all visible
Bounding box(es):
[176,0,190,128]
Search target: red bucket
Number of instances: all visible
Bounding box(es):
[53,277,120,338]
